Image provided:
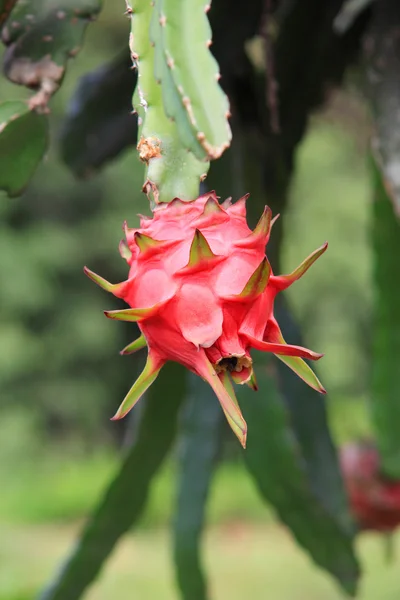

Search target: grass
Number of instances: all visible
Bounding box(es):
[0,452,270,526]
[2,522,400,600]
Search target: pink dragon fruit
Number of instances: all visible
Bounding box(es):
[84,192,326,447]
[341,442,400,532]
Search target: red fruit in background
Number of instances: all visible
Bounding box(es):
[340,442,400,532]
[85,192,327,447]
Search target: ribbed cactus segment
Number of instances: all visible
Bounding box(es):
[150,4,205,161]
[129,0,207,205]
[151,0,232,161]
[2,1,102,110]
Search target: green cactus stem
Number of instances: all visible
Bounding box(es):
[152,0,232,161]
[128,0,231,205]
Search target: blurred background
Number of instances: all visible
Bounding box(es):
[1,1,398,599]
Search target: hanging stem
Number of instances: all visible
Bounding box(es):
[127,0,233,207]
[127,0,208,206]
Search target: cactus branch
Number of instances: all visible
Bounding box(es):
[128,0,230,206]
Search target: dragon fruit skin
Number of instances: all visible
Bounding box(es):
[85,192,327,448]
[340,442,400,532]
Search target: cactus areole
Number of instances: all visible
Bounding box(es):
[85,192,327,447]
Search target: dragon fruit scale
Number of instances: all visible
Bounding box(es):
[84,192,327,448]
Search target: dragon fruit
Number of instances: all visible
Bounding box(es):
[84,192,327,447]
[341,442,400,532]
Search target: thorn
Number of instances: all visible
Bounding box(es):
[221,196,232,208]
[245,333,324,361]
[246,371,258,391]
[133,232,178,257]
[119,239,132,261]
[237,206,272,248]
[104,296,172,323]
[104,307,154,323]
[272,242,328,291]
[227,258,271,301]
[227,193,249,217]
[187,229,216,266]
[202,196,225,215]
[111,353,163,420]
[123,220,133,238]
[271,213,280,227]
[84,267,125,296]
[253,206,272,237]
[134,232,159,252]
[120,334,147,355]
[179,230,224,275]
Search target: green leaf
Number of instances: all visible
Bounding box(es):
[240,354,360,596]
[370,155,400,478]
[0,100,48,197]
[60,50,138,178]
[364,0,400,215]
[38,362,186,600]
[152,0,231,161]
[173,373,222,600]
[275,299,354,535]
[2,1,103,108]
[364,1,400,477]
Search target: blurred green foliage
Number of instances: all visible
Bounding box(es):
[0,1,380,598]
[0,107,373,519]
[0,2,370,459]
